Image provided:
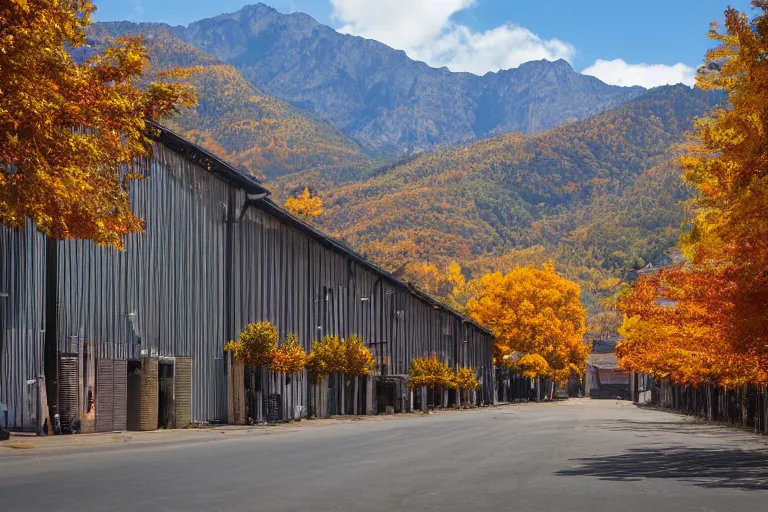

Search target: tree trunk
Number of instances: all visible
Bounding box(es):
[353,377,359,415]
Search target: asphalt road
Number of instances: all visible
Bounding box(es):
[2,400,767,512]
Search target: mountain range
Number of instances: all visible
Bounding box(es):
[92,23,374,181]
[100,3,646,154]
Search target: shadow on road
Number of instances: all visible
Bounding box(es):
[557,447,768,490]
[590,419,716,436]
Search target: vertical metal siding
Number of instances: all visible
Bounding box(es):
[1,138,498,427]
[0,220,46,429]
[56,145,230,423]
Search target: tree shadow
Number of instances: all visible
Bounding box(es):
[557,447,768,490]
[591,420,720,436]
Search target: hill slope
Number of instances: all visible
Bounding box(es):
[281,86,722,308]
[166,3,645,153]
[93,23,375,180]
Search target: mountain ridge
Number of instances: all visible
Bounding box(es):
[131,3,649,153]
[92,22,377,180]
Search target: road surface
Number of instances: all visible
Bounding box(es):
[2,400,767,511]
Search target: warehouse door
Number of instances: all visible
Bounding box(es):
[158,360,174,429]
[95,359,128,432]
[126,360,142,430]
[139,358,158,431]
[58,354,79,433]
[174,357,191,428]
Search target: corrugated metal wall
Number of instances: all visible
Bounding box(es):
[1,137,497,429]
[56,145,230,422]
[232,206,496,410]
[0,220,46,429]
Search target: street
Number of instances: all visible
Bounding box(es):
[1,400,767,511]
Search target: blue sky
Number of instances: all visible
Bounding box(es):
[94,0,754,87]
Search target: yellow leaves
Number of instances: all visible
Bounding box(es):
[455,366,481,391]
[225,321,279,367]
[409,355,456,389]
[681,5,768,269]
[343,336,376,377]
[0,0,196,248]
[227,323,310,374]
[284,187,323,218]
[516,354,551,380]
[270,333,307,375]
[466,264,589,385]
[615,6,768,387]
[306,335,374,377]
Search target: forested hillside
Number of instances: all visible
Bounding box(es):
[92,23,375,180]
[276,86,722,310]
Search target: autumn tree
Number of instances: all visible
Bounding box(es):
[225,321,278,367]
[679,2,768,361]
[270,333,307,375]
[284,187,323,218]
[403,261,469,312]
[409,354,456,408]
[306,335,345,377]
[342,336,374,414]
[466,264,590,387]
[0,0,196,248]
[513,354,553,380]
[343,336,375,377]
[454,366,481,407]
[618,3,768,386]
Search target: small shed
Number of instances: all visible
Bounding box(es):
[586,353,631,400]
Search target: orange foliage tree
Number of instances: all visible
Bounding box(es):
[409,355,456,390]
[343,336,375,377]
[224,321,279,367]
[466,264,590,386]
[403,261,469,312]
[0,0,196,248]
[306,335,343,377]
[284,187,323,218]
[513,354,553,380]
[618,3,768,386]
[306,335,374,377]
[616,265,768,387]
[270,334,307,375]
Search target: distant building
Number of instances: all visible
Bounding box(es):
[586,352,631,400]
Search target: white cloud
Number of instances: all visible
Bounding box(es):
[330,0,575,74]
[423,24,575,75]
[581,59,696,88]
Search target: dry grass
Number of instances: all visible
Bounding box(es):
[2,437,36,450]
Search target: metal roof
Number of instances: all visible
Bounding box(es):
[146,120,269,196]
[587,352,622,370]
[148,122,493,338]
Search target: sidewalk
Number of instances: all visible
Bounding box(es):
[0,423,302,453]
[0,403,519,454]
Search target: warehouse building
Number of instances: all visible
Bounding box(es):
[0,123,495,432]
